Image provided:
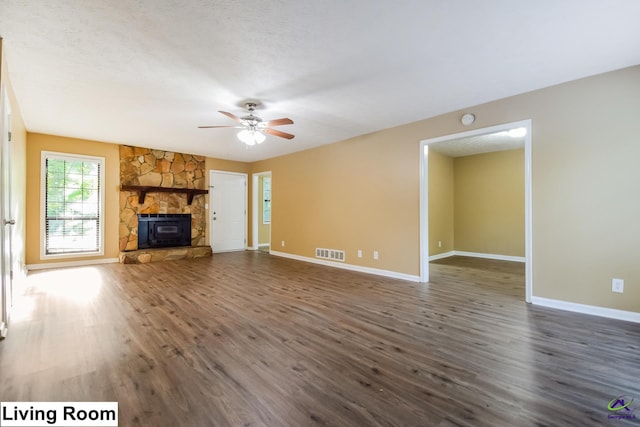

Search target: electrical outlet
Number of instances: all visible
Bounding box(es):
[612,278,624,293]
[281,240,285,247]
[373,251,379,260]
[438,241,442,248]
[357,249,362,258]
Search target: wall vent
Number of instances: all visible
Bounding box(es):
[316,248,346,262]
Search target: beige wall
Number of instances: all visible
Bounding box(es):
[524,67,639,312]
[453,149,524,256]
[254,66,640,313]
[25,133,121,265]
[428,149,454,255]
[1,40,28,278]
[252,128,419,274]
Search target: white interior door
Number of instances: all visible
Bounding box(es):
[210,171,247,252]
[1,85,13,339]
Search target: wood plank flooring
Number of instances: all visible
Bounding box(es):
[1,253,639,426]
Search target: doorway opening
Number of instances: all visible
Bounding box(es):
[251,171,272,252]
[419,119,532,302]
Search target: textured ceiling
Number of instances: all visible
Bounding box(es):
[429,130,525,158]
[1,1,639,162]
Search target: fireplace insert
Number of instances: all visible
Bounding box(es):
[137,214,191,249]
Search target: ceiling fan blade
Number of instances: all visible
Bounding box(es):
[263,117,293,127]
[219,111,242,122]
[264,128,295,140]
[198,125,238,129]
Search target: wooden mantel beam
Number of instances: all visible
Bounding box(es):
[120,185,208,205]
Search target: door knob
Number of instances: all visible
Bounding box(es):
[4,219,15,225]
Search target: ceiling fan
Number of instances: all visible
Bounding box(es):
[199,102,294,146]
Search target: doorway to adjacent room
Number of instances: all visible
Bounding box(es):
[251,171,272,252]
[419,119,532,303]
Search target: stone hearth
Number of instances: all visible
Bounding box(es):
[119,246,213,264]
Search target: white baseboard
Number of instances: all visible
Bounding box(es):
[430,250,525,263]
[269,250,420,282]
[26,258,120,271]
[531,296,640,324]
[248,245,269,251]
[428,251,456,261]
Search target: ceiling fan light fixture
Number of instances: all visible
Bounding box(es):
[200,101,294,144]
[238,129,266,145]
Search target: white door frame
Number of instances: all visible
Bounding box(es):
[209,170,248,252]
[0,84,13,338]
[251,171,272,251]
[419,119,533,303]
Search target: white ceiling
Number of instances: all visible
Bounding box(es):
[1,1,639,162]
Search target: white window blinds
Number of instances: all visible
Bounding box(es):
[42,152,105,256]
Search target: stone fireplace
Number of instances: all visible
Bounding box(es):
[118,145,211,263]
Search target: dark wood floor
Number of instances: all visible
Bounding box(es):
[1,253,639,426]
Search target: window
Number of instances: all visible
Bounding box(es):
[41,152,105,257]
[262,176,271,224]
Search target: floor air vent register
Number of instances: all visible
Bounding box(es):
[315,248,345,262]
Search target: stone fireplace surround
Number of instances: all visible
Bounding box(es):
[118,145,212,263]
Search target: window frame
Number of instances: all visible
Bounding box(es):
[40,151,106,259]
[262,176,271,225]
